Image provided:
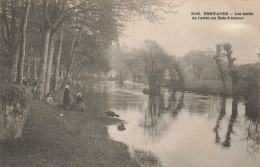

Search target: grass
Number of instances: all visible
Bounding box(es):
[184,79,233,96]
[0,85,140,167]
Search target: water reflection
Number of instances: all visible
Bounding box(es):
[173,92,185,116]
[144,96,163,128]
[143,95,164,138]
[213,97,226,143]
[87,81,260,167]
[223,99,238,147]
[245,102,260,156]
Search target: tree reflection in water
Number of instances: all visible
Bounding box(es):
[166,92,185,117]
[173,92,185,116]
[245,101,260,156]
[143,92,185,138]
[144,95,163,128]
[213,97,226,143]
[143,95,163,138]
[212,95,260,158]
[223,98,238,147]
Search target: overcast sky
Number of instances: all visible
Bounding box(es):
[119,0,260,64]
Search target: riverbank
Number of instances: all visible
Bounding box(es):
[184,79,233,96]
[0,86,139,167]
[120,79,233,97]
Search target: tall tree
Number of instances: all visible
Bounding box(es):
[167,56,184,91]
[213,44,227,93]
[17,0,31,84]
[61,32,80,87]
[223,43,239,97]
[0,0,22,82]
[52,22,63,91]
[183,50,214,79]
[32,0,66,99]
[142,40,169,95]
[44,30,56,94]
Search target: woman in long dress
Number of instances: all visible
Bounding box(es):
[63,85,71,109]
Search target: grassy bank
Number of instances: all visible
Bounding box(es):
[0,87,139,167]
[184,79,233,96]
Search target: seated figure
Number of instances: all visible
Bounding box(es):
[46,93,56,107]
[75,93,87,112]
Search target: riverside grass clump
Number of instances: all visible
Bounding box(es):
[0,84,32,141]
[131,148,163,167]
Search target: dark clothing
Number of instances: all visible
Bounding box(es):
[75,96,86,111]
[63,88,71,109]
[76,96,84,103]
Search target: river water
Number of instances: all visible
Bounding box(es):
[84,81,260,167]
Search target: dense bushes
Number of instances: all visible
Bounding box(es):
[237,63,260,102]
[0,84,32,141]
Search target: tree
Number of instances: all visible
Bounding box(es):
[141,40,169,95]
[17,0,31,84]
[52,22,64,90]
[57,0,177,88]
[237,63,260,102]
[213,44,227,92]
[223,43,239,97]
[0,0,178,99]
[61,32,80,87]
[0,0,23,82]
[182,50,214,79]
[32,0,66,99]
[166,55,184,91]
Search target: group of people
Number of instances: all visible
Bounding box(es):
[62,85,87,112]
[21,76,87,112]
[45,84,87,112]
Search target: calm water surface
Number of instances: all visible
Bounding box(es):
[84,81,260,167]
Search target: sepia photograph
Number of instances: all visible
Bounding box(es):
[0,0,260,167]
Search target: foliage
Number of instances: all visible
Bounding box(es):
[0,85,32,108]
[0,66,12,84]
[132,148,162,167]
[111,40,184,92]
[165,55,184,91]
[223,43,239,96]
[182,50,216,79]
[1,0,177,96]
[237,63,260,102]
[139,40,169,94]
[213,44,228,92]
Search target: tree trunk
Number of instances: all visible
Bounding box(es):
[44,33,56,95]
[1,0,21,83]
[220,75,226,91]
[223,44,238,97]
[61,34,79,88]
[33,55,38,80]
[37,29,51,99]
[17,0,31,84]
[27,56,31,78]
[11,52,19,82]
[52,23,63,91]
[60,71,64,79]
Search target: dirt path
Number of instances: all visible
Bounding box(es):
[0,89,139,167]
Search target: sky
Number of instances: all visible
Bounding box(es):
[119,0,260,64]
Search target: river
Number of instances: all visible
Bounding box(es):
[83,81,260,167]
